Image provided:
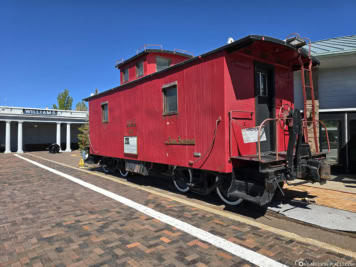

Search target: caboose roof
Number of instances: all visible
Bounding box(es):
[85,35,320,101]
[115,49,193,69]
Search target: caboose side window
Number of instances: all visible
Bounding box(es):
[257,72,268,96]
[162,82,178,115]
[136,61,144,77]
[156,56,172,72]
[123,68,129,82]
[101,102,109,123]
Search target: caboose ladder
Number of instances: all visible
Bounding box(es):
[299,54,319,153]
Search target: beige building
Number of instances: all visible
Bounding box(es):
[294,35,356,172]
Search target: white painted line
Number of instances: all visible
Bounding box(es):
[15,154,285,267]
[24,153,356,259]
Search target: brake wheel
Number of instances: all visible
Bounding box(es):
[278,104,291,130]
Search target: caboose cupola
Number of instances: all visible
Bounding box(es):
[115,44,193,84]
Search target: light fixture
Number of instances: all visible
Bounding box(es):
[285,36,306,48]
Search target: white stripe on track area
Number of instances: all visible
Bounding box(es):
[15,154,286,267]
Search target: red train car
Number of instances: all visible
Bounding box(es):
[85,35,331,206]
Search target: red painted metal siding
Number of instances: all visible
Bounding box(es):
[90,52,229,172]
[89,42,298,174]
[224,53,256,161]
[223,51,294,172]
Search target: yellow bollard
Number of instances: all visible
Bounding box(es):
[79,158,85,168]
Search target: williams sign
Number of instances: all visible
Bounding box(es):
[23,109,58,116]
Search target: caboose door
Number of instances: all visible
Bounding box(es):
[254,62,275,152]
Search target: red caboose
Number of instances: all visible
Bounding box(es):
[85,35,330,206]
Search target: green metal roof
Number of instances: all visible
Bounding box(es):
[307,35,356,57]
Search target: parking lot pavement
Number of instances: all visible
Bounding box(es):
[0,153,355,266]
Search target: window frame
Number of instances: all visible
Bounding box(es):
[101,101,109,123]
[156,56,172,72]
[136,60,144,78]
[162,81,178,116]
[122,68,129,83]
[257,71,268,96]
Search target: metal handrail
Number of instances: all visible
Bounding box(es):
[230,110,254,113]
[115,58,124,65]
[136,44,163,55]
[256,118,330,162]
[230,110,254,119]
[174,48,194,57]
[285,32,301,40]
[257,118,282,161]
[229,106,330,162]
[297,53,309,142]
[306,120,331,154]
[228,110,254,157]
[302,37,312,58]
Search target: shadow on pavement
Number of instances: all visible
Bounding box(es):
[331,174,356,184]
[87,166,269,219]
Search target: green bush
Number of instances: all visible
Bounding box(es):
[77,124,89,152]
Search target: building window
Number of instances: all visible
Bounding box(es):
[101,102,108,123]
[257,72,268,96]
[122,68,129,82]
[320,120,341,165]
[136,61,144,77]
[156,56,172,72]
[163,82,178,115]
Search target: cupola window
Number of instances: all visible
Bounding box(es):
[136,61,144,77]
[123,68,129,82]
[156,56,172,72]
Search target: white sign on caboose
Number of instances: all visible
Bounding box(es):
[124,136,138,154]
[241,127,267,144]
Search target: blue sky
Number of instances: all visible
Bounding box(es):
[0,0,355,109]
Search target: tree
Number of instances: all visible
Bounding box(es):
[77,123,89,152]
[76,101,88,111]
[53,89,73,110]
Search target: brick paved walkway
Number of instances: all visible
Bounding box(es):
[0,153,355,266]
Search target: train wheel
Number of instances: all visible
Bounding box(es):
[101,165,111,174]
[119,169,129,177]
[216,176,243,206]
[173,168,192,193]
[100,158,115,174]
[118,160,129,177]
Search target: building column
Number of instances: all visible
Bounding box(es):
[17,121,24,153]
[56,122,62,151]
[5,120,11,154]
[65,123,71,152]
